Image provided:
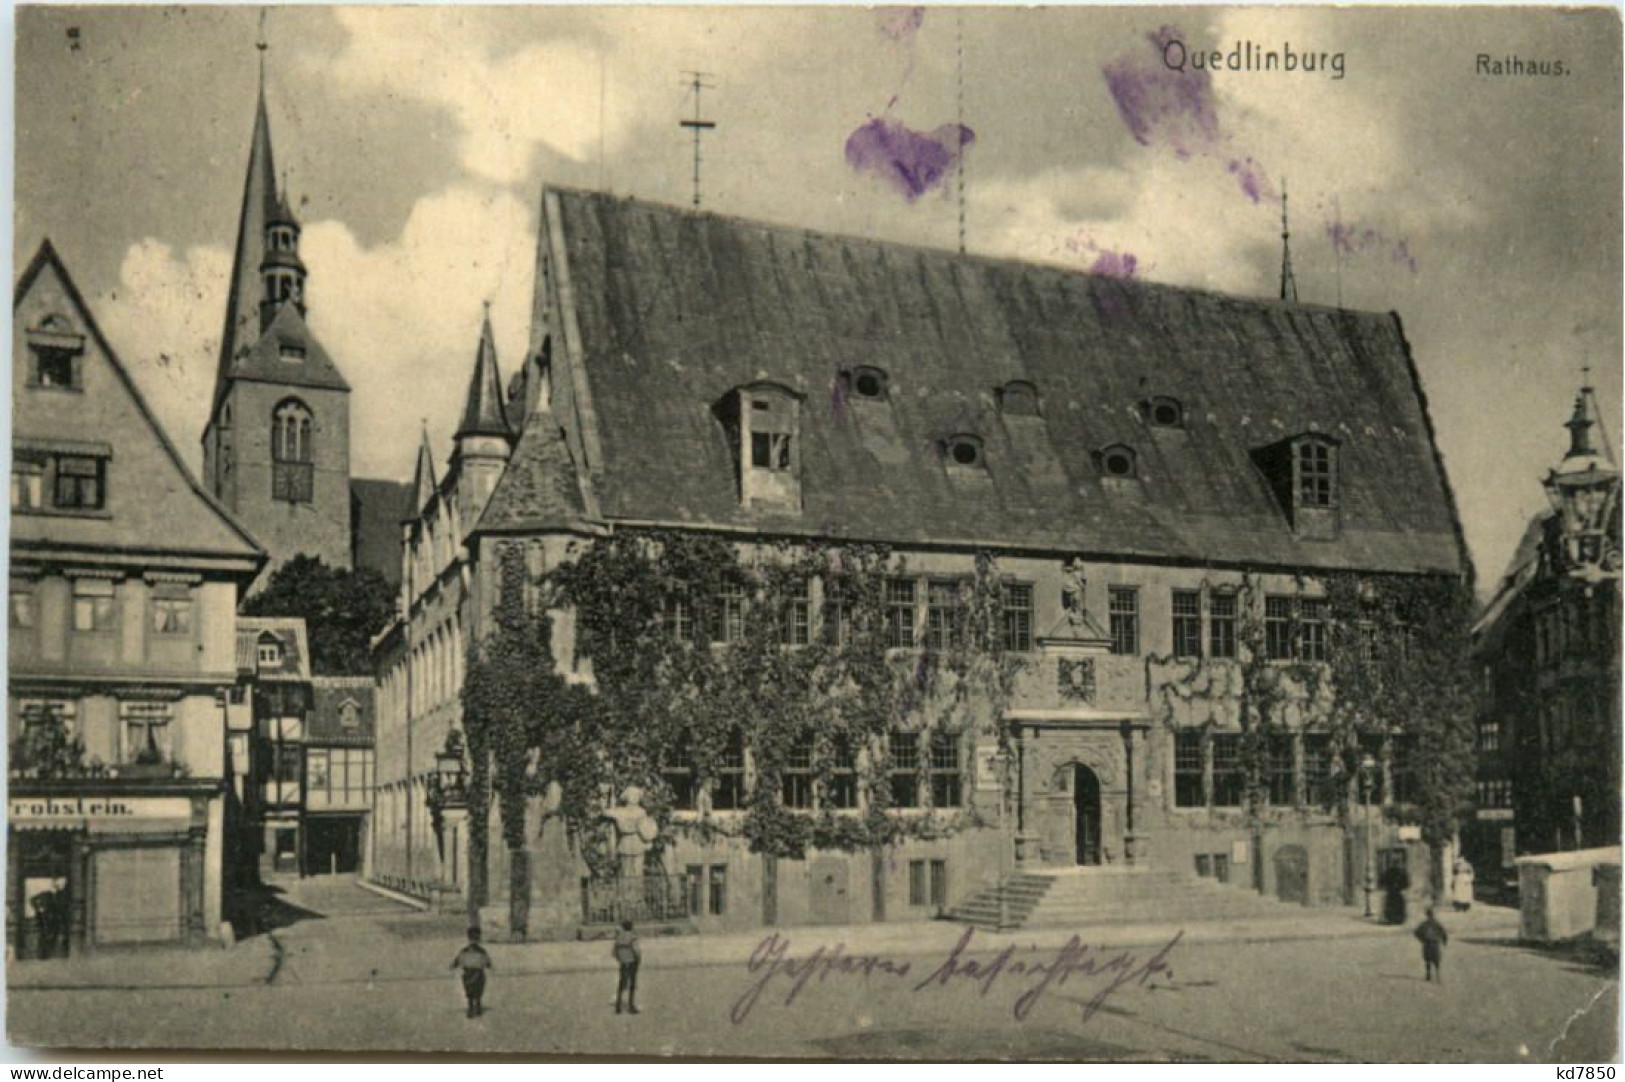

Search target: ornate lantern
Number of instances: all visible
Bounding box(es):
[1543,386,1621,584]
[430,729,469,811]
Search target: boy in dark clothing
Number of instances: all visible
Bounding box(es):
[1414,907,1449,983]
[451,926,494,1017]
[613,920,641,1014]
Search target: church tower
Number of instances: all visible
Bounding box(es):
[450,310,516,526]
[202,63,352,591]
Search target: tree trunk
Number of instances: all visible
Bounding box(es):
[508,847,531,940]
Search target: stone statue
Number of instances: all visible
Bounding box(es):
[603,785,658,878]
[1062,558,1089,627]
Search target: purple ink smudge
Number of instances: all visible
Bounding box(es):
[830,374,848,418]
[875,7,926,44]
[1090,251,1139,279]
[1325,218,1419,274]
[1227,158,1274,205]
[845,117,976,203]
[1103,27,1221,158]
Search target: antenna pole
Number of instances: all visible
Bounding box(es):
[679,71,718,208]
[1279,177,1298,303]
[956,11,967,255]
[256,8,269,87]
[1333,193,1343,308]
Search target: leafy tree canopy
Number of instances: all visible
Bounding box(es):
[242,555,396,676]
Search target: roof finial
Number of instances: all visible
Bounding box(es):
[679,71,717,208]
[256,8,269,88]
[1279,176,1299,304]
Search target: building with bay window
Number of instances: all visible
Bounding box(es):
[373,188,1471,933]
[9,242,266,956]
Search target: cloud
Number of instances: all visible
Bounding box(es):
[94,240,232,473]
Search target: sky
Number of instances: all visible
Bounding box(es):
[14,5,1622,592]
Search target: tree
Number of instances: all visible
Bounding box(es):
[242,555,397,676]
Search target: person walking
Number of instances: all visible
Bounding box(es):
[613,919,641,1015]
[1414,907,1449,983]
[1451,858,1475,912]
[451,926,494,1018]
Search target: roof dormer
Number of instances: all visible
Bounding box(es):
[997,380,1040,417]
[718,381,803,511]
[942,433,986,471]
[1252,431,1340,539]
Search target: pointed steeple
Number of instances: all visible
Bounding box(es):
[214,75,281,400]
[1556,378,1618,478]
[410,423,439,515]
[456,307,513,441]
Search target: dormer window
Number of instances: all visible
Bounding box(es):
[1098,444,1138,479]
[1297,438,1334,507]
[998,380,1040,416]
[1251,432,1340,539]
[1142,396,1184,428]
[257,633,283,668]
[719,382,803,510]
[279,342,306,362]
[339,700,360,728]
[849,365,889,400]
[943,434,985,470]
[27,314,86,391]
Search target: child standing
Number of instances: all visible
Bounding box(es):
[1414,907,1449,983]
[451,926,494,1018]
[613,919,641,1015]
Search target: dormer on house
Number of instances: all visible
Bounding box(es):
[1253,432,1341,540]
[720,381,803,511]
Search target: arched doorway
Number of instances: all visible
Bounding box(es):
[1073,764,1102,866]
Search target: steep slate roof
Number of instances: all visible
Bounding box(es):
[409,426,439,518]
[236,616,311,682]
[12,241,266,574]
[223,302,349,394]
[350,478,412,586]
[476,411,591,534]
[528,188,1469,576]
[456,314,513,439]
[308,676,376,745]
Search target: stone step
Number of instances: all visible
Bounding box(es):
[949,868,1309,931]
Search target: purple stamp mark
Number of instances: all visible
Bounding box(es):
[845,117,976,203]
[1328,217,1419,273]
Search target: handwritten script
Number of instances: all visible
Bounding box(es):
[730,926,1182,1024]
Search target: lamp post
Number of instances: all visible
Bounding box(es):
[430,730,469,813]
[993,745,1014,932]
[1360,753,1377,919]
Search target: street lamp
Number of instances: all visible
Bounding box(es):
[993,745,1015,932]
[1360,753,1377,919]
[430,730,469,813]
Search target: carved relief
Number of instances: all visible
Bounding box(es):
[1056,658,1097,703]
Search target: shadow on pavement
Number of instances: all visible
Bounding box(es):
[808,1025,1146,1062]
[1459,934,1619,977]
[233,882,327,939]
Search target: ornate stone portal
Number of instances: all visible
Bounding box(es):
[1019,726,1135,867]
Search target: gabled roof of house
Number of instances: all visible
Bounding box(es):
[12,241,266,574]
[236,616,311,682]
[516,188,1469,577]
[475,410,590,534]
[308,676,375,745]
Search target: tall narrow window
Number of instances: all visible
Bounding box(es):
[781,734,815,810]
[708,864,728,915]
[1265,596,1294,660]
[712,730,747,811]
[662,731,696,811]
[929,860,949,908]
[271,399,314,504]
[11,454,45,511]
[1209,592,1238,659]
[1172,590,1202,659]
[1109,587,1139,655]
[779,578,811,647]
[826,735,859,810]
[929,732,962,808]
[889,732,921,808]
[72,579,116,633]
[10,580,36,630]
[885,578,917,649]
[120,702,172,765]
[711,579,745,645]
[926,580,966,651]
[664,594,696,643]
[1267,734,1295,805]
[1298,599,1328,662]
[1174,731,1205,807]
[1211,734,1243,807]
[1001,582,1034,652]
[1303,734,1332,807]
[1297,439,1334,508]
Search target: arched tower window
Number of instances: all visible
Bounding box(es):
[271,399,314,504]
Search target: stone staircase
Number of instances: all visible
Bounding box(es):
[949,866,1311,931]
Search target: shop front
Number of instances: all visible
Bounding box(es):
[7,782,219,956]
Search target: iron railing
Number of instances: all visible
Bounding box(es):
[580,874,691,925]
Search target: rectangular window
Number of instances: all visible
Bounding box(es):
[307,748,330,796]
[826,735,859,810]
[712,730,747,812]
[1209,592,1238,659]
[889,732,920,809]
[1303,734,1332,807]
[1265,596,1294,661]
[1297,440,1334,507]
[782,734,814,810]
[1267,734,1295,806]
[1174,731,1205,807]
[685,865,704,916]
[929,732,962,808]
[908,860,927,906]
[1298,599,1327,662]
[1195,853,1212,877]
[1108,587,1139,655]
[1211,734,1243,807]
[151,586,192,636]
[1390,735,1417,805]
[664,595,696,643]
[1172,590,1202,659]
[1478,720,1500,753]
[33,346,79,389]
[779,578,811,647]
[10,580,35,629]
[926,580,966,651]
[275,744,303,785]
[662,733,696,811]
[1213,853,1230,884]
[1001,582,1034,652]
[885,578,917,649]
[708,864,728,916]
[1357,733,1387,804]
[54,455,105,511]
[750,430,791,471]
[11,454,45,511]
[72,578,116,633]
[120,701,171,765]
[929,860,948,908]
[821,582,851,646]
[711,580,745,645]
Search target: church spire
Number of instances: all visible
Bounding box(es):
[455,306,513,442]
[411,422,439,514]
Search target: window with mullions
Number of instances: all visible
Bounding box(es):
[120,701,172,765]
[821,583,852,646]
[685,865,704,915]
[885,578,917,649]
[54,455,105,511]
[1356,733,1387,804]
[1267,734,1295,805]
[710,580,746,644]
[712,730,747,811]
[150,585,192,636]
[926,580,966,651]
[929,732,962,808]
[72,579,116,633]
[664,595,696,643]
[1174,731,1205,807]
[662,733,697,811]
[1298,599,1328,662]
[1001,582,1034,652]
[779,578,811,647]
[782,734,815,809]
[1302,734,1333,807]
[1389,735,1417,804]
[908,860,928,906]
[1265,596,1294,660]
[1209,592,1238,659]
[1478,720,1500,753]
[1109,587,1139,655]
[11,454,45,511]
[709,865,728,915]
[888,732,921,808]
[826,735,859,810]
[1211,734,1244,807]
[1172,590,1202,659]
[271,399,314,504]
[10,580,36,630]
[1297,440,1335,508]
